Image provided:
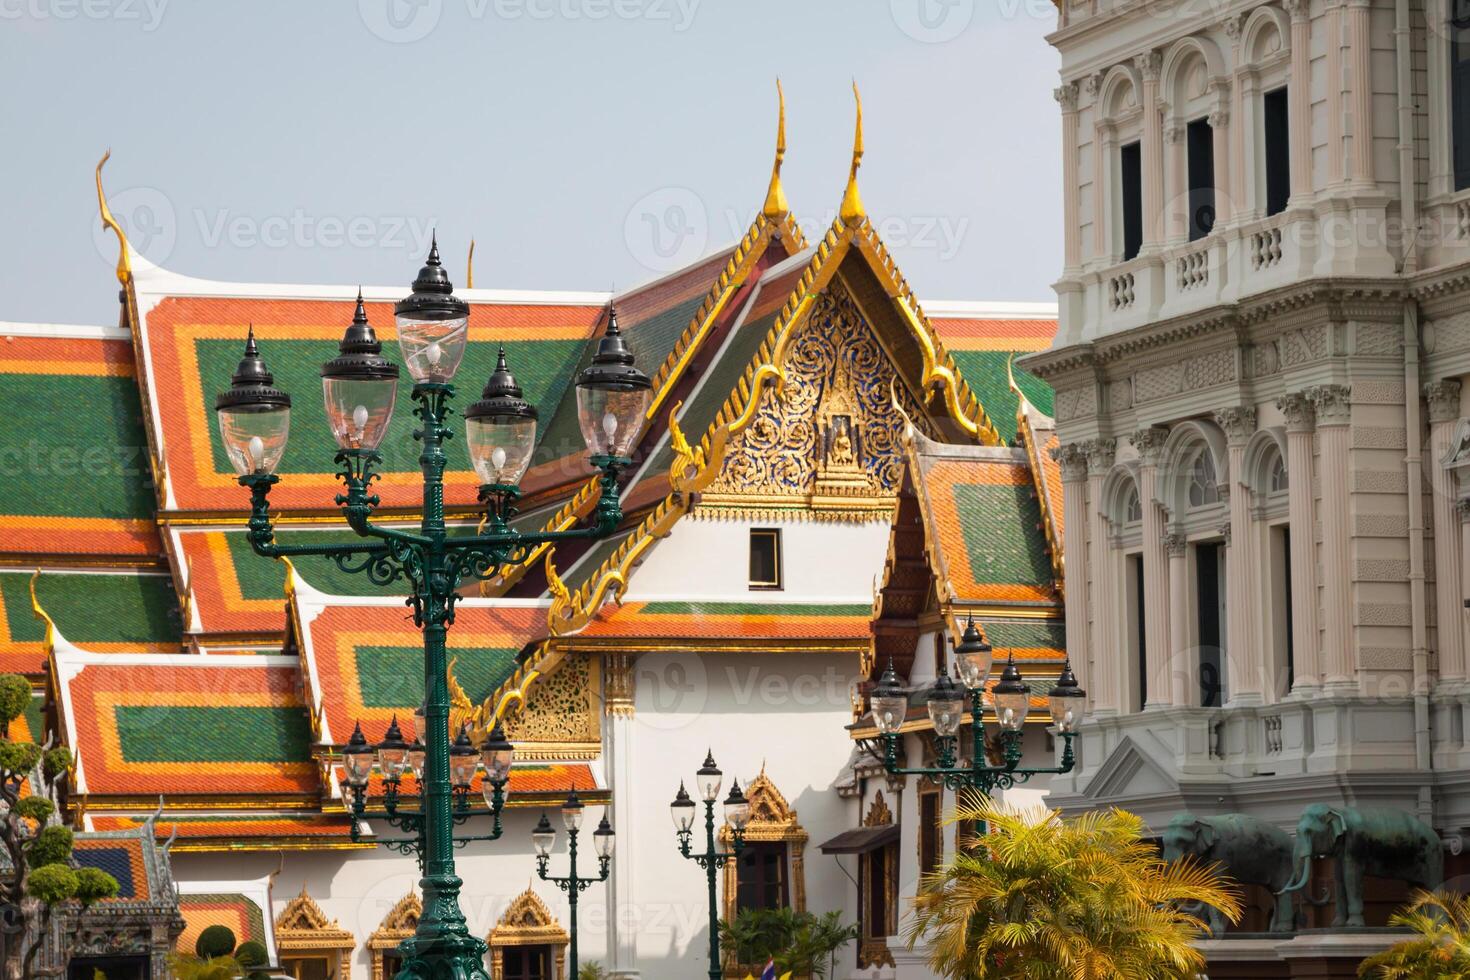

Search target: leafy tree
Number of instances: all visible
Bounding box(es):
[905,793,1241,980]
[195,925,238,960]
[1358,890,1470,979]
[718,907,857,978]
[166,952,244,980]
[577,963,609,980]
[0,672,119,980]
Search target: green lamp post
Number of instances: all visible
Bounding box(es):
[671,751,751,980]
[532,788,613,977]
[215,247,649,980]
[871,615,1085,793]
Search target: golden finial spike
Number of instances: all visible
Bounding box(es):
[466,238,475,289]
[28,570,57,655]
[95,150,132,286]
[761,80,789,219]
[1007,352,1033,418]
[840,82,865,224]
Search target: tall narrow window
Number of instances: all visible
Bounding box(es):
[737,842,789,911]
[918,791,943,875]
[749,528,782,590]
[1187,118,1216,240]
[1271,525,1295,695]
[1196,542,1225,707]
[1127,554,1146,711]
[1455,0,1470,189]
[1120,141,1144,260]
[1263,87,1291,215]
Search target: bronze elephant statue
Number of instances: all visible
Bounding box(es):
[1161,812,1296,934]
[1279,804,1442,927]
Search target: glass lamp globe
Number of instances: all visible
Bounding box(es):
[1048,661,1086,733]
[532,813,555,857]
[375,716,410,776]
[724,780,751,831]
[992,653,1032,732]
[464,348,538,487]
[394,237,470,384]
[449,725,479,790]
[575,306,651,459]
[215,328,291,476]
[695,751,722,803]
[953,616,994,691]
[593,815,615,858]
[321,291,399,451]
[870,662,907,736]
[561,788,585,832]
[341,722,375,787]
[480,723,515,785]
[926,667,965,738]
[406,737,427,783]
[670,782,696,832]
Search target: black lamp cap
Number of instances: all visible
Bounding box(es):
[564,786,584,810]
[394,234,470,322]
[450,724,477,756]
[724,778,746,805]
[322,290,400,381]
[874,660,904,699]
[1052,661,1084,698]
[465,347,538,421]
[483,723,513,752]
[594,814,613,836]
[576,305,651,392]
[672,781,694,806]
[378,715,408,750]
[697,750,720,777]
[533,813,554,834]
[993,652,1030,695]
[956,614,990,654]
[927,665,963,703]
[343,722,371,754]
[216,326,291,412]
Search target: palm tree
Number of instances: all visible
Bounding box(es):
[905,793,1241,980]
[1358,890,1470,979]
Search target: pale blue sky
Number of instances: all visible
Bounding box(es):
[0,0,1061,324]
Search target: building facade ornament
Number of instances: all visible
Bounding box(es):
[1083,437,1117,476]
[1277,392,1317,432]
[1458,497,1470,522]
[1084,71,1104,96]
[1218,520,1233,545]
[1053,443,1091,483]
[1214,406,1258,446]
[1425,379,1463,424]
[1055,81,1080,112]
[1164,531,1189,557]
[1282,0,1309,20]
[1131,426,1170,464]
[604,651,635,717]
[1307,384,1353,425]
[1135,49,1163,80]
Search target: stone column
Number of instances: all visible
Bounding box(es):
[1325,0,1345,185]
[1312,384,1355,690]
[1058,82,1083,272]
[1137,51,1165,251]
[1225,16,1249,220]
[1286,0,1314,200]
[1427,381,1465,685]
[603,663,641,978]
[1056,443,1092,696]
[1210,101,1232,227]
[1346,0,1375,187]
[1217,406,1262,704]
[1094,118,1113,260]
[1164,121,1187,244]
[1085,439,1119,714]
[1278,392,1322,692]
[1134,426,1172,707]
[1166,531,1193,706]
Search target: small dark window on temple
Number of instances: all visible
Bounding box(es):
[1263,86,1291,216]
[919,790,943,875]
[737,841,790,911]
[1120,141,1143,260]
[749,528,782,590]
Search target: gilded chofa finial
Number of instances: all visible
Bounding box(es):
[95,150,132,286]
[466,238,475,289]
[839,81,865,224]
[761,79,789,219]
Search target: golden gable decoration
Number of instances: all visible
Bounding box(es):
[703,281,934,516]
[275,887,355,980]
[864,790,892,827]
[367,892,420,980]
[719,766,809,922]
[500,654,600,757]
[488,887,568,980]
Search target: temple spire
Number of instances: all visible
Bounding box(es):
[761,79,789,219]
[839,81,865,224]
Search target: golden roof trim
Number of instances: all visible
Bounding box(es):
[840,82,865,224]
[762,80,789,220]
[95,151,132,287]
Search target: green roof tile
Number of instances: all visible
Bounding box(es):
[2,572,179,647]
[113,705,312,764]
[952,483,1051,587]
[948,350,1055,445]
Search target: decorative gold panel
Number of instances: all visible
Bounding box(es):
[502,654,600,746]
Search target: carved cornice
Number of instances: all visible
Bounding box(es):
[1218,520,1233,546]
[1277,392,1316,433]
[1425,379,1463,424]
[1131,426,1170,464]
[1213,406,1257,446]
[1308,384,1352,426]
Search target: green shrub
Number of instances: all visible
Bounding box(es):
[0,676,31,729]
[12,797,53,824]
[25,825,72,868]
[26,864,77,905]
[73,867,118,906]
[195,924,237,960]
[234,940,269,968]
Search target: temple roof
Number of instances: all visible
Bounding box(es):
[176,877,276,959]
[1,571,181,676]
[567,600,873,650]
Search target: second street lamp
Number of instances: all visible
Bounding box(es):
[874,615,1086,794]
[216,244,649,980]
[672,752,750,980]
[532,789,612,979]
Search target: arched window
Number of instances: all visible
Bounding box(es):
[1188,453,1221,507]
[1269,452,1288,492]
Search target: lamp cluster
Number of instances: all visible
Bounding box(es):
[341,717,514,804]
[671,752,752,838]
